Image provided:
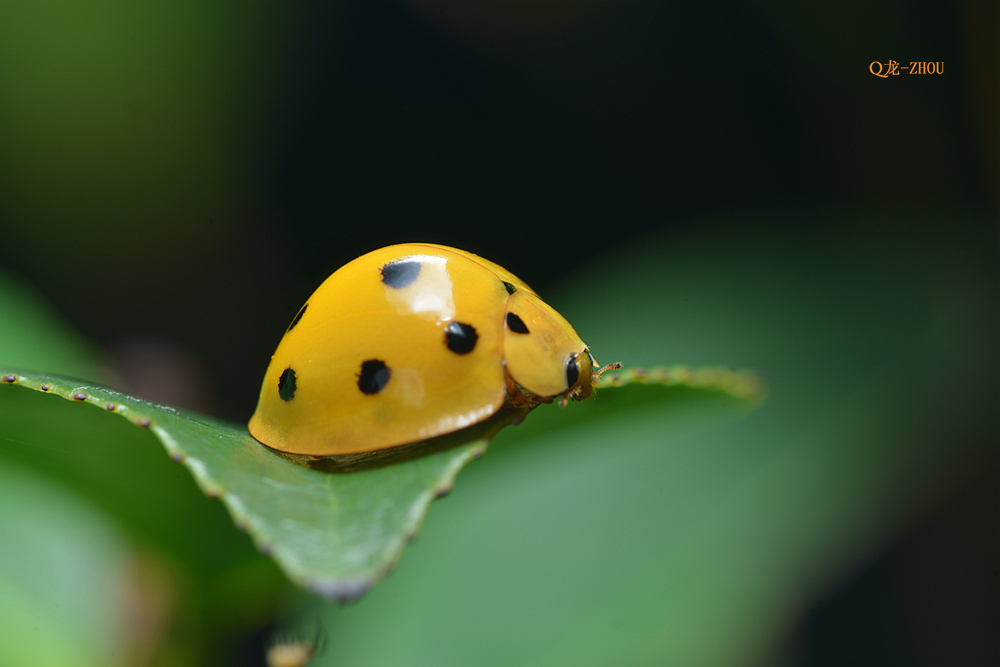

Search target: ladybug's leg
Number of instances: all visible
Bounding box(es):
[504,374,533,408]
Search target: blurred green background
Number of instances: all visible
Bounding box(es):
[0,0,996,665]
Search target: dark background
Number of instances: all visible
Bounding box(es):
[1,0,993,422]
[0,1,995,664]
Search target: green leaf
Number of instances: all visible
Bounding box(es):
[0,459,131,667]
[0,367,762,600]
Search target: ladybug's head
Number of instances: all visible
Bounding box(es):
[560,350,621,406]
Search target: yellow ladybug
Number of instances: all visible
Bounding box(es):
[248,244,618,456]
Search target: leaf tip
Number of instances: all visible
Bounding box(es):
[307,578,371,603]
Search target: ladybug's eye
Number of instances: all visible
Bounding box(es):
[565,354,580,388]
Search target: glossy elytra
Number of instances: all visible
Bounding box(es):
[248,243,619,456]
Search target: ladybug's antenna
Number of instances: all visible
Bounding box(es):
[593,362,622,380]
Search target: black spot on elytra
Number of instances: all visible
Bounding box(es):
[506,313,530,334]
[445,321,478,354]
[278,367,297,401]
[565,354,580,388]
[380,259,421,288]
[358,359,391,394]
[502,281,517,295]
[287,303,307,331]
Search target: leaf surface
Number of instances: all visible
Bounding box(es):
[0,367,761,599]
